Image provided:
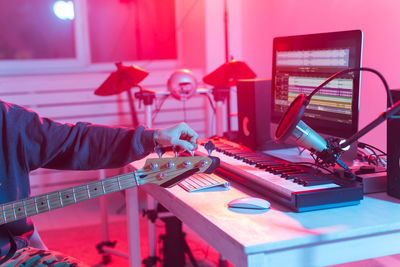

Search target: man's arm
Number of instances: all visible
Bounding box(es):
[3,101,198,171]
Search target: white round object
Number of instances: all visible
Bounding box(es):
[167,69,198,101]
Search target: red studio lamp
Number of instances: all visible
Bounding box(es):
[95,62,150,127]
[203,59,256,88]
[95,62,149,96]
[203,59,256,136]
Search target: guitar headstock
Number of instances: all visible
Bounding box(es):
[137,156,220,188]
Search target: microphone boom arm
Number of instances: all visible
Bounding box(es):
[340,100,400,149]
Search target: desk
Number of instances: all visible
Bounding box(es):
[129,156,400,267]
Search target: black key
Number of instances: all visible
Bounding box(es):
[256,161,281,168]
[293,174,321,183]
[282,171,308,179]
[257,161,284,168]
[274,168,301,175]
[303,180,334,186]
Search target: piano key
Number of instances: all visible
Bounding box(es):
[303,180,335,186]
[197,144,340,199]
[198,138,363,212]
[283,172,313,179]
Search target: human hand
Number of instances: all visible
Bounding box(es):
[154,122,198,152]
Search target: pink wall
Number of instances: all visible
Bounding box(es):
[239,0,400,151]
[179,0,206,69]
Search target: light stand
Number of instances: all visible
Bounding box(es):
[212,87,231,137]
[203,60,256,138]
[95,62,150,266]
[94,62,150,127]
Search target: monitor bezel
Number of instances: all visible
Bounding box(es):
[271,30,363,139]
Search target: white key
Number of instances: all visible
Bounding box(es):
[198,145,339,199]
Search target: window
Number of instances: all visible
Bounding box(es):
[0,0,177,75]
[0,0,76,60]
[87,0,177,63]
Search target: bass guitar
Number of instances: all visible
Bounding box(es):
[0,155,220,225]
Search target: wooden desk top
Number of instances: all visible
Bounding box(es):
[131,156,400,266]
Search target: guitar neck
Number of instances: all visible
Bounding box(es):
[0,155,220,226]
[0,172,138,225]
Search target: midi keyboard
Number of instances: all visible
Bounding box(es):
[197,137,363,212]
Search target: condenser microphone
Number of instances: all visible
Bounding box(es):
[274,67,400,179]
[274,93,327,151]
[274,93,347,168]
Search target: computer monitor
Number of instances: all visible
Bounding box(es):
[271,30,363,139]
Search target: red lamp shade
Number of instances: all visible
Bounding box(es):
[203,59,256,88]
[94,62,149,96]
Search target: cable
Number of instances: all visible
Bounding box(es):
[140,0,201,69]
[358,142,386,155]
[183,101,187,122]
[175,0,201,32]
[151,95,170,123]
[358,145,387,167]
[308,67,393,105]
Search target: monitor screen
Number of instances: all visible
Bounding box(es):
[271,30,363,139]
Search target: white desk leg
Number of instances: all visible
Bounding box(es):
[126,187,141,267]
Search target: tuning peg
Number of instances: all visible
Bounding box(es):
[150,161,159,170]
[172,146,179,157]
[154,146,164,158]
[204,140,215,156]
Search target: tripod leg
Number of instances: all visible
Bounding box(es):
[218,254,228,267]
[182,234,198,267]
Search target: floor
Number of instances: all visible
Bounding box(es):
[31,189,400,267]
[32,189,224,266]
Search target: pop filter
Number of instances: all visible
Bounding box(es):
[275,93,308,143]
[274,93,328,153]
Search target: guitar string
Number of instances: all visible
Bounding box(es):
[1,172,166,211]
[0,167,192,218]
[0,157,211,218]
[0,156,211,224]
[0,174,134,217]
[0,174,153,223]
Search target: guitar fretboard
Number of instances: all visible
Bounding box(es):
[0,172,137,225]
